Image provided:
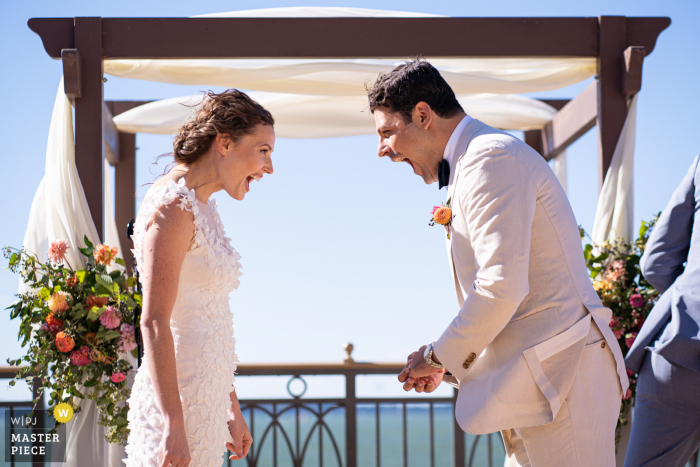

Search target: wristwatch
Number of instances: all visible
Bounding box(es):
[424,342,444,369]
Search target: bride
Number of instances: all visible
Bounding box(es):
[124,89,275,467]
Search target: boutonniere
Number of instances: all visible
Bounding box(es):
[429,197,455,239]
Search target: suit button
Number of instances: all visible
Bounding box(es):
[601,342,606,349]
[463,352,477,369]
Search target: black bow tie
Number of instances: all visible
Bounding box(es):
[438,159,450,190]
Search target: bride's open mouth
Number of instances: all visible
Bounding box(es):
[245,174,261,191]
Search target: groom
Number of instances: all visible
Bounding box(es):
[367,59,629,467]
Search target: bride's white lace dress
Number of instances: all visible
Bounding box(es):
[124,178,242,467]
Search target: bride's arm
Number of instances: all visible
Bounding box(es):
[140,201,195,467]
[226,390,252,460]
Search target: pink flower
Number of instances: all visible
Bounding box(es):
[431,206,441,215]
[613,328,624,339]
[118,323,137,353]
[623,388,632,400]
[626,368,634,377]
[48,239,70,263]
[69,346,93,366]
[625,332,638,349]
[630,294,644,308]
[99,306,121,330]
[110,372,126,383]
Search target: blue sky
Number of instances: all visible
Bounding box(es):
[1,0,699,399]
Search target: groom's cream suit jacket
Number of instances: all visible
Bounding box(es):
[433,118,629,434]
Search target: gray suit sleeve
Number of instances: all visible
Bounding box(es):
[640,155,700,293]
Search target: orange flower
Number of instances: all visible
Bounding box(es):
[55,331,75,353]
[47,291,71,313]
[88,347,113,363]
[93,244,119,266]
[66,276,79,287]
[85,295,110,308]
[84,332,98,346]
[46,313,64,334]
[433,206,452,225]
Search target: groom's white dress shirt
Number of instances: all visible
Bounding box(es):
[431,118,629,455]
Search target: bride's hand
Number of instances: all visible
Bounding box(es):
[226,410,253,461]
[160,423,191,467]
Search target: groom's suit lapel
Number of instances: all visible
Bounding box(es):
[445,119,488,305]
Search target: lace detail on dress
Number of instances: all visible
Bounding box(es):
[125,178,241,467]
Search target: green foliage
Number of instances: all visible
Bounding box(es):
[3,241,139,445]
[580,213,661,447]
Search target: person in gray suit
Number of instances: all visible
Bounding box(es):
[624,155,700,467]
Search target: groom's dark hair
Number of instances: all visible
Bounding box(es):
[366,58,464,123]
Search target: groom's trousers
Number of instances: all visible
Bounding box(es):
[502,322,621,467]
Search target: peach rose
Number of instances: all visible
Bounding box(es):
[47,291,71,313]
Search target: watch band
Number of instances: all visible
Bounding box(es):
[424,343,444,369]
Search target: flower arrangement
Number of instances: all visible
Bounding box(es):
[4,236,141,445]
[429,197,455,239]
[580,215,660,445]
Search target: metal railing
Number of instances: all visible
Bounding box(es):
[232,360,504,467]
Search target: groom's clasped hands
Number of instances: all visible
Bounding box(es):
[398,345,447,393]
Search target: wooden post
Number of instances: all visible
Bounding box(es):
[107,101,150,273]
[115,131,136,272]
[597,16,629,190]
[73,17,104,241]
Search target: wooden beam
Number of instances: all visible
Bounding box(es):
[103,101,119,166]
[61,49,81,99]
[74,17,104,241]
[25,16,659,60]
[540,82,598,161]
[597,16,630,189]
[623,46,645,97]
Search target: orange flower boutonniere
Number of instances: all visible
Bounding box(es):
[429,197,455,239]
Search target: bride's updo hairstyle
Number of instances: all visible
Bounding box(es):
[173,89,275,165]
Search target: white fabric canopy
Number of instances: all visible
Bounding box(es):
[21,79,100,275]
[105,57,596,97]
[104,8,595,97]
[113,92,561,137]
[592,95,638,245]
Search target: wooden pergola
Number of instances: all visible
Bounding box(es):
[28,15,670,278]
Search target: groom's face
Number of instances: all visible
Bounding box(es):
[374,106,437,185]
